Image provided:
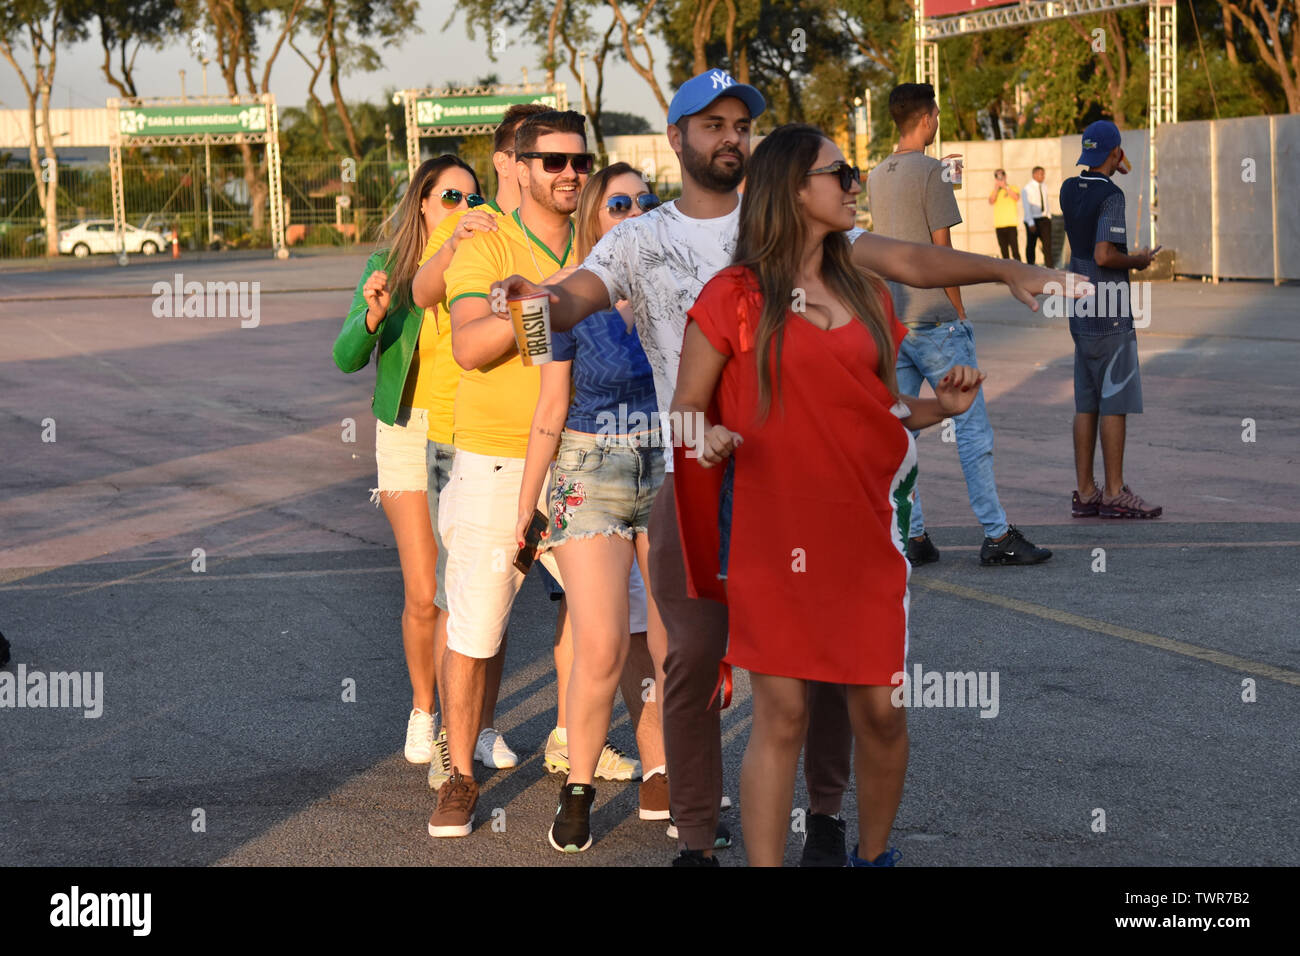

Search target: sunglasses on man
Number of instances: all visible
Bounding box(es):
[439,188,488,209]
[606,193,661,217]
[517,151,596,175]
[806,161,861,193]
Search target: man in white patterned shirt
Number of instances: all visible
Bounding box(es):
[493,70,1082,866]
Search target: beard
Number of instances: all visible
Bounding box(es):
[681,138,745,193]
[529,175,580,215]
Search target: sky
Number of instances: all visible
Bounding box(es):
[0,0,673,129]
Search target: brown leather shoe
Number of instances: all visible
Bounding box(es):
[427,768,478,838]
[639,771,670,821]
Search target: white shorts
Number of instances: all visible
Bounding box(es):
[438,449,564,659]
[371,406,430,503]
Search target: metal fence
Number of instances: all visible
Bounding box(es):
[1157,115,1299,283]
[1,159,409,256]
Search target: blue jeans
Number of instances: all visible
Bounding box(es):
[895,321,1008,540]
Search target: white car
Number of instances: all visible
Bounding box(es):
[58,220,168,258]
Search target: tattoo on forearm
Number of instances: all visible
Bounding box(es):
[537,427,558,438]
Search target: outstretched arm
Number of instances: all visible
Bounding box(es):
[490,269,612,333]
[851,230,1090,311]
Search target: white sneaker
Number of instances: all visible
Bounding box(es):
[428,728,452,789]
[474,727,518,769]
[404,708,434,763]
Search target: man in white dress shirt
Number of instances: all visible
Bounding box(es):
[1023,166,1054,267]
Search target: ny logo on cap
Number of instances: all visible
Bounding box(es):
[709,70,735,90]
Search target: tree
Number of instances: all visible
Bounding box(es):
[600,110,653,134]
[183,0,307,230]
[1213,0,1298,112]
[0,0,84,256]
[66,0,183,98]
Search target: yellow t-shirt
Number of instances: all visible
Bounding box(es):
[993,186,1021,229]
[398,238,444,412]
[420,202,509,444]
[444,208,574,458]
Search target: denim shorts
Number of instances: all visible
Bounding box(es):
[544,430,665,550]
[372,406,430,502]
[425,440,456,611]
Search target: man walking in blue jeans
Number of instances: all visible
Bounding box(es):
[866,82,1051,567]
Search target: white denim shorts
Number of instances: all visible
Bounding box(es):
[371,406,430,503]
[438,449,564,659]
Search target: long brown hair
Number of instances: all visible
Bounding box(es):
[574,161,642,259]
[380,155,480,313]
[733,123,896,416]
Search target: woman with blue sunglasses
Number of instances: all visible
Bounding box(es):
[514,162,670,852]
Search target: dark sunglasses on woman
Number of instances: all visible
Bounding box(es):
[806,161,861,193]
[606,193,661,217]
[439,189,487,209]
[518,151,596,175]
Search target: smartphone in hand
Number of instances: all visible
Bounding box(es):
[513,510,549,574]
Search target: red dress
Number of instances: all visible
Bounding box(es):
[675,265,916,686]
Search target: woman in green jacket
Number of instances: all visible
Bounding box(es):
[332,155,483,765]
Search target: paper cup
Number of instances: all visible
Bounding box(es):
[942,153,963,188]
[508,292,553,366]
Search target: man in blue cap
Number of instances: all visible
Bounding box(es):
[494,69,1086,865]
[1059,120,1162,519]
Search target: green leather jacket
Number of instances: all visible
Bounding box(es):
[332,249,424,426]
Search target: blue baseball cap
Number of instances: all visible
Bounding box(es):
[1077,120,1122,166]
[667,69,765,126]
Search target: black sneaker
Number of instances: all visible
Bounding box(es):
[906,532,940,566]
[671,849,720,867]
[548,781,595,853]
[799,812,847,867]
[979,525,1051,566]
[666,815,732,849]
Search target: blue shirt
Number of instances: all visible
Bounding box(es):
[552,309,659,435]
[1059,171,1133,336]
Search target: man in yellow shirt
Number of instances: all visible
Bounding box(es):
[412,104,548,790]
[427,109,592,838]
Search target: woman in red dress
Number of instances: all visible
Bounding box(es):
[671,124,985,867]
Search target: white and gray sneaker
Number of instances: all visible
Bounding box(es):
[427,728,452,789]
[404,708,435,763]
[474,727,519,769]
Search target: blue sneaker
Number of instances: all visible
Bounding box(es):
[848,844,901,867]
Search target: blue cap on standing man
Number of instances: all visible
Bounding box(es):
[1077,120,1122,166]
[667,68,766,125]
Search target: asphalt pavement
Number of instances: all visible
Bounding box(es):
[1,252,1296,866]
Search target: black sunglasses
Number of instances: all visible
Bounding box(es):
[439,189,487,209]
[518,151,596,175]
[806,161,861,192]
[606,193,661,217]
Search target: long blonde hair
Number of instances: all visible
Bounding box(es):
[380,155,480,313]
[575,162,642,260]
[733,124,897,417]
